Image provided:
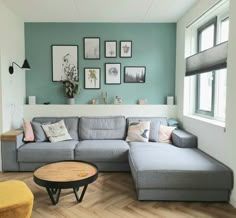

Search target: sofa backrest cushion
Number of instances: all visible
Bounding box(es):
[32,117,79,141]
[127,117,167,142]
[79,116,126,140]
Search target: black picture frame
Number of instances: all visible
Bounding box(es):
[124,66,146,83]
[84,37,100,59]
[105,63,121,85]
[105,41,117,58]
[120,41,132,58]
[51,45,78,82]
[84,68,101,89]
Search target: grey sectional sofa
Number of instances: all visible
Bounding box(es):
[1,116,233,202]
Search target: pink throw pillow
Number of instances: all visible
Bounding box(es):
[23,119,35,142]
[158,125,176,144]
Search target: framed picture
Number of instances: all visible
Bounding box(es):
[124,66,146,83]
[105,63,121,84]
[120,41,132,58]
[105,41,117,58]
[51,45,78,82]
[84,68,101,89]
[84,37,100,59]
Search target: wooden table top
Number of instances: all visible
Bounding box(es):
[34,161,98,183]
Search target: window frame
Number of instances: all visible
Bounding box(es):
[195,17,217,117]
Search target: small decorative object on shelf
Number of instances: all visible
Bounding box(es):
[138,99,146,105]
[101,92,107,104]
[63,80,79,105]
[28,96,36,105]
[60,51,80,105]
[114,96,122,104]
[167,96,174,105]
[91,99,96,105]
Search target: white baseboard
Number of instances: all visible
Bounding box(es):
[230,196,236,208]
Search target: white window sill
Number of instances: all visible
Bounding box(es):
[184,114,225,128]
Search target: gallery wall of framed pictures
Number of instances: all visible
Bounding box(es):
[51,38,146,90]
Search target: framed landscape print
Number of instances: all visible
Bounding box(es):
[84,68,101,89]
[84,37,100,59]
[124,66,146,83]
[52,45,78,82]
[105,63,121,84]
[120,41,132,58]
[105,41,117,58]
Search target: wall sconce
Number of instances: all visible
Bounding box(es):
[9,59,31,74]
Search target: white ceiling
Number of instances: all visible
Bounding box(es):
[2,0,198,22]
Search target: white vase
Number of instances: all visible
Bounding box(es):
[68,98,75,105]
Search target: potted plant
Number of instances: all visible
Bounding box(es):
[62,79,79,104]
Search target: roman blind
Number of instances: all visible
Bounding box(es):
[185,41,228,77]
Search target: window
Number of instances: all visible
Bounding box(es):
[195,16,229,121]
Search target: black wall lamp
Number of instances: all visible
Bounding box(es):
[9,59,31,74]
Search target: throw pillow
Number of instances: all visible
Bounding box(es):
[23,119,35,142]
[42,120,72,143]
[126,121,150,142]
[158,125,176,144]
[31,121,51,142]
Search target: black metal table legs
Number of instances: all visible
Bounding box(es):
[46,185,88,205]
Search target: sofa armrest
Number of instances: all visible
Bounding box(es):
[172,129,197,148]
[1,130,25,171]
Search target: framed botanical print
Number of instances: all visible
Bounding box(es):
[120,41,132,58]
[84,68,101,89]
[51,45,78,82]
[84,37,100,59]
[105,41,117,58]
[124,66,146,83]
[105,63,121,84]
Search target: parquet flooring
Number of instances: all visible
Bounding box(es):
[1,172,236,218]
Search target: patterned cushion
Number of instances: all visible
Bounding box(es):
[158,125,176,144]
[126,121,150,142]
[42,120,72,143]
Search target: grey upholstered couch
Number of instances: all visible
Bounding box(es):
[1,116,233,202]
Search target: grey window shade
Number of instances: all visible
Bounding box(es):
[186,41,228,76]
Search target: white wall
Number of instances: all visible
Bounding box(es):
[0,1,25,171]
[176,0,236,207]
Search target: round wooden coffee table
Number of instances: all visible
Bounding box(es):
[33,161,98,205]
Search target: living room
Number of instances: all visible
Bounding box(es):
[0,0,236,217]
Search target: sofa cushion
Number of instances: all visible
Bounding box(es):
[127,117,167,142]
[79,116,126,140]
[17,141,78,162]
[31,121,50,142]
[32,117,79,140]
[129,142,233,190]
[75,140,129,162]
[42,120,72,143]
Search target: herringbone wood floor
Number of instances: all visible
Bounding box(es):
[0,172,236,218]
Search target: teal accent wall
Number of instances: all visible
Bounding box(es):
[25,23,176,104]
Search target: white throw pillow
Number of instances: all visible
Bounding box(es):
[158,124,176,144]
[126,121,150,142]
[42,120,72,143]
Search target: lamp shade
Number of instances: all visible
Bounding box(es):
[186,41,228,76]
[21,59,31,70]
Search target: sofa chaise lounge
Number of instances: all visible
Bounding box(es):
[1,116,233,202]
